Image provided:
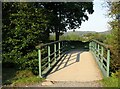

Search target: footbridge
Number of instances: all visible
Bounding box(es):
[36,40,110,82]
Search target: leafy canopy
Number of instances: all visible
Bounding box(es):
[38,2,94,40]
[2,2,49,74]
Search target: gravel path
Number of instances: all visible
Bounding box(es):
[47,50,103,82]
[4,50,103,88]
[25,80,103,87]
[43,81,103,87]
[3,80,103,87]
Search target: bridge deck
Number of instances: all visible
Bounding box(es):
[47,49,103,82]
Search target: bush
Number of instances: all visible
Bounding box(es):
[101,70,120,87]
[2,3,49,74]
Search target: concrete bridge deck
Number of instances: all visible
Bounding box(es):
[46,50,103,82]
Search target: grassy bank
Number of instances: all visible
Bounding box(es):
[3,68,44,86]
[101,71,120,88]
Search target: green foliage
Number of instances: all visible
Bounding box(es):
[3,69,44,86]
[104,2,120,72]
[60,33,82,41]
[40,2,94,40]
[101,70,120,87]
[12,76,43,86]
[49,34,55,41]
[2,2,49,73]
[12,70,44,86]
[55,32,107,42]
[82,32,106,42]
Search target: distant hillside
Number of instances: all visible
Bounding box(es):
[63,31,96,36]
[50,30,111,36]
[62,30,111,36]
[99,30,111,34]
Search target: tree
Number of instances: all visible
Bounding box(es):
[105,2,120,71]
[2,2,49,74]
[39,2,94,40]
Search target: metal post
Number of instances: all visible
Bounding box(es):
[61,41,63,52]
[54,43,56,62]
[38,49,42,77]
[107,49,110,77]
[92,41,94,52]
[95,43,97,55]
[63,41,65,52]
[65,41,67,51]
[97,44,100,57]
[58,42,60,59]
[101,46,104,69]
[89,42,91,51]
[93,42,95,53]
[61,41,63,47]
[48,45,50,69]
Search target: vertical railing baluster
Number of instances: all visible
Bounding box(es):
[89,42,91,51]
[91,40,111,77]
[101,46,104,69]
[65,41,67,51]
[95,43,97,55]
[63,41,65,52]
[61,41,63,53]
[93,42,94,52]
[92,42,93,52]
[38,49,42,77]
[92,42,94,52]
[93,42,95,54]
[38,41,70,77]
[107,49,110,77]
[97,44,100,58]
[54,43,56,62]
[48,45,50,69]
[64,41,66,51]
[61,41,63,47]
[58,42,60,59]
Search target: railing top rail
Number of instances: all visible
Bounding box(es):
[36,40,66,49]
[91,39,110,49]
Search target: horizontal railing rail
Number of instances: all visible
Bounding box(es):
[89,39,110,77]
[36,40,68,77]
[91,39,110,49]
[36,39,110,78]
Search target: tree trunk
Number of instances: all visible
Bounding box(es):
[55,31,60,41]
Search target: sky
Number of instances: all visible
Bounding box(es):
[75,0,110,32]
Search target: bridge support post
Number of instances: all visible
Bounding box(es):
[107,49,110,77]
[89,42,91,51]
[54,43,56,62]
[91,41,94,52]
[38,49,42,77]
[95,42,97,55]
[48,45,51,69]
[97,44,100,58]
[101,46,104,69]
[58,42,60,59]
[93,42,95,53]
[64,41,67,51]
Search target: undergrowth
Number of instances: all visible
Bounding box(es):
[101,70,120,88]
[3,69,44,86]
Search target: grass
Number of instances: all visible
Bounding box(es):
[12,75,44,86]
[3,68,44,86]
[101,76,118,87]
[101,71,120,88]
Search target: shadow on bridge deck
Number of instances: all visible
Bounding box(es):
[50,50,84,74]
[46,49,103,82]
